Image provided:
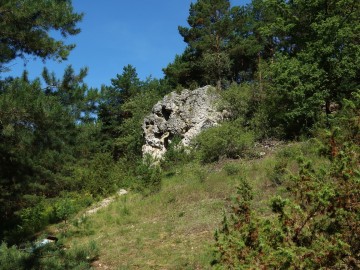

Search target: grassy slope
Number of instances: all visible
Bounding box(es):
[54,153,280,270]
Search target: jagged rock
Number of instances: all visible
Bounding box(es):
[142,85,227,159]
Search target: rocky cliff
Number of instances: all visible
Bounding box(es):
[142,85,227,159]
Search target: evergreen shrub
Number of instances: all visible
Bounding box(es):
[0,242,28,270]
[213,92,360,269]
[223,163,241,176]
[0,240,99,270]
[195,121,255,163]
[72,153,119,197]
[219,83,252,122]
[162,135,194,169]
[134,158,162,195]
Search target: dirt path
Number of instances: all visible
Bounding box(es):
[85,189,128,215]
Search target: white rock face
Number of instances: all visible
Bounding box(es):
[142,86,226,159]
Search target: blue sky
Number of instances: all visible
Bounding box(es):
[5,0,251,89]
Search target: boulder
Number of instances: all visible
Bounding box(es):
[142,85,227,159]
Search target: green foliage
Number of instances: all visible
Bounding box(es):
[215,152,360,268]
[268,145,307,186]
[99,66,169,160]
[0,64,170,242]
[219,83,252,120]
[0,0,358,261]
[193,166,208,183]
[71,215,94,237]
[16,198,51,237]
[195,121,255,163]
[166,0,234,87]
[228,3,265,82]
[110,64,141,102]
[269,0,359,104]
[0,72,100,241]
[222,163,241,176]
[213,178,258,268]
[64,240,99,269]
[263,54,326,138]
[98,65,142,150]
[0,242,28,270]
[112,84,165,161]
[201,52,232,89]
[220,81,275,139]
[12,192,93,240]
[42,66,99,123]
[213,94,360,269]
[254,0,359,137]
[163,51,199,89]
[52,197,76,224]
[321,90,360,154]
[178,0,231,54]
[0,240,99,270]
[161,135,194,170]
[0,0,82,69]
[134,160,162,195]
[169,0,360,139]
[72,153,119,197]
[0,77,77,237]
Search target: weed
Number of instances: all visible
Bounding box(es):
[223,163,241,176]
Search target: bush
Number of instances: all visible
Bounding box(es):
[15,197,53,240]
[195,121,255,163]
[262,55,325,138]
[0,240,99,270]
[268,145,301,186]
[213,93,360,269]
[219,83,252,122]
[0,242,28,270]
[64,240,99,269]
[72,153,119,197]
[11,192,94,242]
[161,135,194,169]
[214,148,360,268]
[219,82,270,139]
[133,159,162,195]
[51,197,77,224]
[222,163,241,176]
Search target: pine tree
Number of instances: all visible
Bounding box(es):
[42,66,99,123]
[177,0,233,88]
[254,0,360,137]
[0,0,82,71]
[0,77,77,237]
[98,65,141,158]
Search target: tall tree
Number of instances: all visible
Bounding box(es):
[113,77,169,162]
[228,0,283,83]
[108,64,141,102]
[0,0,82,71]
[260,0,360,137]
[42,66,99,123]
[179,0,231,54]
[227,4,258,82]
[0,77,77,235]
[267,0,359,102]
[163,48,203,89]
[98,65,141,158]
[0,0,85,240]
[176,0,233,88]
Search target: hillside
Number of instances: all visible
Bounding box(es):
[1,0,359,269]
[51,148,284,269]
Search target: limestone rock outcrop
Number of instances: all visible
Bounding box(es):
[142,85,227,159]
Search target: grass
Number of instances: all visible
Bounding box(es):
[51,157,276,269]
[46,141,325,269]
